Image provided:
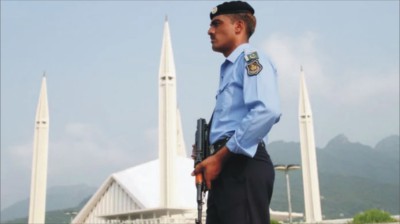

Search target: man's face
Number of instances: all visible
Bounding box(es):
[208,15,237,55]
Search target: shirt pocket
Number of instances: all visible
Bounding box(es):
[215,82,230,98]
[215,82,231,112]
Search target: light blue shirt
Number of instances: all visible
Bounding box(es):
[210,43,281,158]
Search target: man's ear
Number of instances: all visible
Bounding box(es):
[234,20,245,34]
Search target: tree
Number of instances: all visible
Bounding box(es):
[352,209,397,224]
[270,219,280,224]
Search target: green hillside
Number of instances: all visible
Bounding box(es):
[269,134,400,219]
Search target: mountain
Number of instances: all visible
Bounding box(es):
[0,184,96,222]
[1,135,399,222]
[268,134,400,219]
[375,135,400,155]
[2,197,91,224]
[320,134,398,184]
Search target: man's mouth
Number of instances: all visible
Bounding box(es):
[209,35,216,43]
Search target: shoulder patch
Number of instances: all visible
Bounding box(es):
[244,51,259,62]
[246,60,263,76]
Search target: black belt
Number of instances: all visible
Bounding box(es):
[210,138,266,155]
[210,137,230,155]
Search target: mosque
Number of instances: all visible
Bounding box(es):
[71,18,206,224]
[29,19,322,224]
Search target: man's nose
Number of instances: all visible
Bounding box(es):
[208,27,214,36]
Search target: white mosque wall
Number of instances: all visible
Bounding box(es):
[73,178,144,224]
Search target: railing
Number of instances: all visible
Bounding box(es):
[105,217,205,224]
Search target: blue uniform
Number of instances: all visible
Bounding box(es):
[210,43,281,158]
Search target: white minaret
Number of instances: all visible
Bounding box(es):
[28,75,50,224]
[158,16,178,208]
[298,67,322,223]
[176,108,187,157]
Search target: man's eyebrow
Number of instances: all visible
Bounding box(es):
[210,19,221,26]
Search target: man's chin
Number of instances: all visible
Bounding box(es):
[211,45,222,53]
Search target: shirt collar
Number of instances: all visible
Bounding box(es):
[226,43,250,63]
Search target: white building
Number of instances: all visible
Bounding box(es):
[72,18,199,224]
[71,157,198,224]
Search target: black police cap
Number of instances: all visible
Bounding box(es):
[210,1,255,19]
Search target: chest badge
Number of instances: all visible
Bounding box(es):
[246,60,263,76]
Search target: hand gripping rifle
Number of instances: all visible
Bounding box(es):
[194,118,209,224]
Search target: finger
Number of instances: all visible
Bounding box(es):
[195,173,203,184]
[191,163,203,176]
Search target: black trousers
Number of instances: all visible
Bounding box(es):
[206,142,274,224]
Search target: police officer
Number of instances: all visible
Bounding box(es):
[192,1,281,224]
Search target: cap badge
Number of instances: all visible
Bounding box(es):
[211,7,218,15]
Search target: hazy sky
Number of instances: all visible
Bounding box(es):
[1,1,399,210]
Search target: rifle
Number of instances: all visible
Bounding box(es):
[194,118,209,224]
